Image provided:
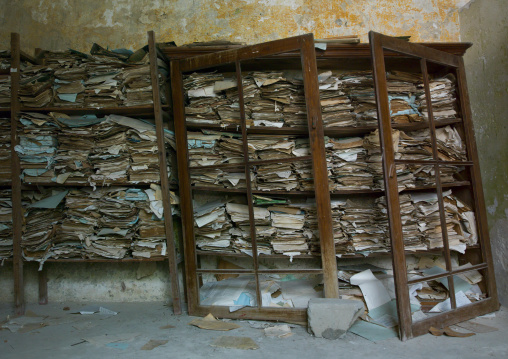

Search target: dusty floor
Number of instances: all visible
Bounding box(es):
[0,302,507,359]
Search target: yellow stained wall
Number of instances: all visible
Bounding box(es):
[1,0,467,52]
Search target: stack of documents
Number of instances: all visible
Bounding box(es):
[129,185,170,259]
[341,199,389,253]
[21,189,66,262]
[52,188,96,259]
[386,71,424,124]
[318,71,356,127]
[18,63,53,107]
[0,118,10,182]
[378,190,477,253]
[340,71,378,126]
[0,189,12,260]
[326,136,373,190]
[16,113,174,185]
[417,75,457,120]
[0,51,11,108]
[194,200,233,252]
[16,112,58,184]
[269,205,310,254]
[18,44,165,108]
[226,203,272,255]
[20,185,175,262]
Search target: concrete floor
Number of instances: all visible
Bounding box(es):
[0,302,507,359]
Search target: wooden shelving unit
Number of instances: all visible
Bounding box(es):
[168,33,499,337]
[7,32,182,314]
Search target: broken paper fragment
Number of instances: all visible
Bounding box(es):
[210,336,259,350]
[264,324,293,338]
[350,269,391,311]
[159,324,175,329]
[188,313,240,331]
[141,339,168,350]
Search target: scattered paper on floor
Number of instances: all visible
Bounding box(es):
[210,336,259,350]
[188,313,240,331]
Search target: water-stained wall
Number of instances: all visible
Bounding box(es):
[460,0,508,306]
[1,0,468,52]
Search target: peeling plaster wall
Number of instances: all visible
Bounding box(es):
[0,0,467,52]
[460,0,508,306]
[0,0,488,303]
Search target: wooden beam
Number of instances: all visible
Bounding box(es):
[369,31,412,341]
[148,30,182,315]
[300,34,339,298]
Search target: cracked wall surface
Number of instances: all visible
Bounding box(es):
[1,0,467,52]
[460,0,508,306]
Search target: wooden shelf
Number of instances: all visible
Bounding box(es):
[20,181,178,189]
[42,257,168,263]
[186,118,462,137]
[163,42,472,60]
[196,245,481,259]
[189,156,312,171]
[18,104,170,116]
[190,181,471,196]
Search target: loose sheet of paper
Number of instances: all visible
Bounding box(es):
[350,270,392,311]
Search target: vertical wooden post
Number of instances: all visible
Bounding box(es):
[299,35,339,298]
[148,31,182,315]
[10,32,24,315]
[369,31,412,340]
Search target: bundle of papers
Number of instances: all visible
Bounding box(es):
[21,185,176,263]
[417,75,457,120]
[326,136,373,190]
[377,190,477,252]
[16,112,59,183]
[364,128,465,190]
[21,189,66,262]
[18,43,167,108]
[0,189,12,260]
[341,199,390,253]
[0,118,11,182]
[194,200,234,252]
[194,200,317,255]
[0,51,11,107]
[15,113,175,185]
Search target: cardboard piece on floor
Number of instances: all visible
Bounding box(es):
[264,324,293,338]
[210,336,259,350]
[348,320,398,342]
[159,324,175,329]
[443,327,475,338]
[189,313,241,331]
[74,306,118,315]
[429,326,444,336]
[141,339,168,350]
[455,320,498,333]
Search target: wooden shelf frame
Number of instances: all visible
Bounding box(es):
[7,32,182,315]
[172,34,339,322]
[369,31,499,340]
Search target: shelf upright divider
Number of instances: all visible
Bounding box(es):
[300,34,339,298]
[10,32,24,315]
[148,30,182,315]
